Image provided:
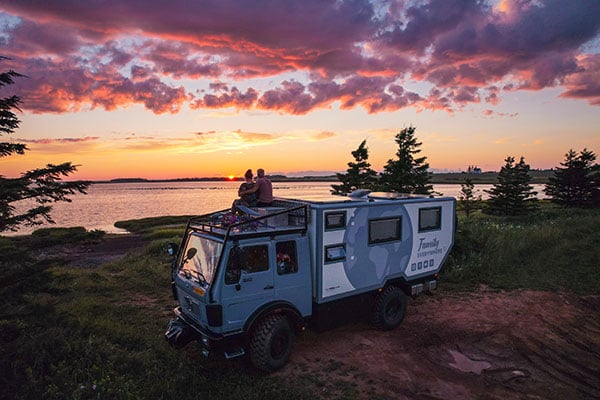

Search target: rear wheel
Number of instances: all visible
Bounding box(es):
[371,286,407,330]
[249,314,294,371]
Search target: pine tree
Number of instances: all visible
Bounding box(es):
[544,149,599,207]
[0,60,89,232]
[458,177,481,217]
[331,139,378,195]
[378,126,433,195]
[484,156,538,215]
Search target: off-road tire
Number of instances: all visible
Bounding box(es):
[249,314,294,372]
[371,285,407,330]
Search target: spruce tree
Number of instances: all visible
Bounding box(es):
[544,149,599,207]
[484,156,538,215]
[0,60,89,232]
[458,177,481,217]
[331,139,378,195]
[378,126,433,195]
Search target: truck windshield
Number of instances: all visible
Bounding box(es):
[179,233,222,286]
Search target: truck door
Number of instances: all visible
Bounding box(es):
[273,238,312,316]
[220,243,274,332]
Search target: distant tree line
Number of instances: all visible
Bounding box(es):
[333,127,599,216]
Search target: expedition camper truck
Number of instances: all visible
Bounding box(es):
[165,192,456,371]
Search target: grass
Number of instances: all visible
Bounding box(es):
[442,203,600,294]
[0,227,317,400]
[1,204,598,399]
[114,215,191,234]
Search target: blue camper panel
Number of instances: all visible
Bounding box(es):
[311,197,455,304]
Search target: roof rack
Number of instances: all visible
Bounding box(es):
[188,203,309,239]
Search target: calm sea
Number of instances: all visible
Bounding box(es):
[7,181,547,236]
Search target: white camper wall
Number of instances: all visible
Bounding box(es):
[403,199,455,279]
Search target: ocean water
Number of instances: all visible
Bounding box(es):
[6,181,547,235]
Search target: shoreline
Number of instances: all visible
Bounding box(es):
[92,170,552,185]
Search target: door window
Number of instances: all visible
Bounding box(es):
[225,244,269,284]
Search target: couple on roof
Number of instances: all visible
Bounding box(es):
[235,168,273,209]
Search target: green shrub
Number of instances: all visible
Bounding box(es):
[29,227,105,248]
[114,216,191,234]
[443,205,600,294]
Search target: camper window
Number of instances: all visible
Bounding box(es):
[324,244,346,263]
[325,211,346,230]
[369,217,401,244]
[418,207,442,232]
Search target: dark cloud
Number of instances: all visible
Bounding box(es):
[16,136,100,144]
[0,0,599,114]
[193,86,258,109]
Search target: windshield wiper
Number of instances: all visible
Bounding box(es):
[182,268,208,286]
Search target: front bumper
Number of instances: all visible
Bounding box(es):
[165,307,246,359]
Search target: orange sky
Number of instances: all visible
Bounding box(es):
[1,1,599,180]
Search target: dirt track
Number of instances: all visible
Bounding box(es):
[282,289,600,400]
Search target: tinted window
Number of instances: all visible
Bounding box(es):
[276,241,298,275]
[419,207,441,232]
[325,244,346,263]
[325,211,346,230]
[242,245,269,273]
[369,217,401,244]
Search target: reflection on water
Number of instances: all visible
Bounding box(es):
[6,181,547,235]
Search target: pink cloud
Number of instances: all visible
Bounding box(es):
[560,54,600,105]
[0,0,598,115]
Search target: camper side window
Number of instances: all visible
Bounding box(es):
[276,241,298,275]
[419,207,442,232]
[325,211,346,230]
[369,217,401,244]
[324,244,346,263]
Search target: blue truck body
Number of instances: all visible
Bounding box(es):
[166,192,456,370]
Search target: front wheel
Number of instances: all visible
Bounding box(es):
[249,314,294,372]
[371,286,407,330]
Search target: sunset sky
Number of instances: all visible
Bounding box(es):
[1,0,599,180]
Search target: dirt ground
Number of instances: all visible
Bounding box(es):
[38,233,149,268]
[51,235,600,400]
[284,289,600,400]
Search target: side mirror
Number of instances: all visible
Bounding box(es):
[185,247,197,261]
[167,243,179,257]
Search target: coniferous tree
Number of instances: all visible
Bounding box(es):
[378,126,433,194]
[0,60,89,232]
[458,177,481,217]
[544,149,599,207]
[331,139,378,195]
[484,156,538,215]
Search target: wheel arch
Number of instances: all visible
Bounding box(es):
[244,301,304,335]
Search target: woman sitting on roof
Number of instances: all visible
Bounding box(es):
[232,169,257,212]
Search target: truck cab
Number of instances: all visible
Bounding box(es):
[166,204,312,370]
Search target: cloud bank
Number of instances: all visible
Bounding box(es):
[1,0,599,114]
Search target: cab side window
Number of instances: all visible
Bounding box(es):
[276,241,298,275]
[243,245,269,273]
[225,245,269,285]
